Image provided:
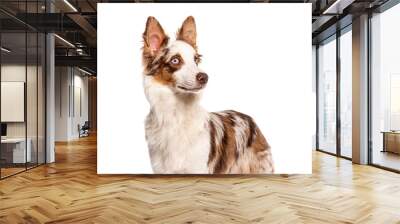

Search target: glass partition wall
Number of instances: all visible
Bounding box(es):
[316,26,352,159]
[0,3,46,179]
[0,31,27,177]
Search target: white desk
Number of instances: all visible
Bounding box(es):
[1,138,31,163]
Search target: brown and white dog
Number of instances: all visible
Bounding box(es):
[142,16,274,174]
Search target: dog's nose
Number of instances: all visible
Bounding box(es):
[196,72,208,85]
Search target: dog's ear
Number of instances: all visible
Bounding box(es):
[177,16,197,49]
[143,16,168,56]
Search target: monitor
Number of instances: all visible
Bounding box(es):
[1,123,7,137]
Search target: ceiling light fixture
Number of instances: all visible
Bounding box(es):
[323,0,354,15]
[78,67,93,76]
[54,34,75,48]
[0,47,11,53]
[1,47,11,53]
[63,0,78,12]
[76,48,85,55]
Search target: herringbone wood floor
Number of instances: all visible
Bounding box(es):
[1,134,400,224]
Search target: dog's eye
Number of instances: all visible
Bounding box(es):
[170,58,180,65]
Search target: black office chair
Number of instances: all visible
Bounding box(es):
[79,121,90,138]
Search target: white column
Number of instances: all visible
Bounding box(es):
[45,1,55,163]
[352,14,369,164]
[46,33,55,163]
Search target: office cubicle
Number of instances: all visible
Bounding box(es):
[0,1,46,179]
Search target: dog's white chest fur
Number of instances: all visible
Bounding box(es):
[144,82,210,174]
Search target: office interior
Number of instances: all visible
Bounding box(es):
[0,0,97,179]
[0,0,399,223]
[314,0,400,172]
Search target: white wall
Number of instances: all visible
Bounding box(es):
[55,67,89,141]
[72,73,89,138]
[1,66,26,130]
[55,66,70,141]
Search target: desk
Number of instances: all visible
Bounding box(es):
[1,138,31,163]
[381,131,400,154]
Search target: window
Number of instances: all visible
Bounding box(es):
[339,28,352,158]
[318,36,337,154]
[371,3,400,171]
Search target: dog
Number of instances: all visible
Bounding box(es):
[142,16,274,174]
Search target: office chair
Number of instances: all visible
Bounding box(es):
[79,121,90,138]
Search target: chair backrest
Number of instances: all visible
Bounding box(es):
[82,121,90,129]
